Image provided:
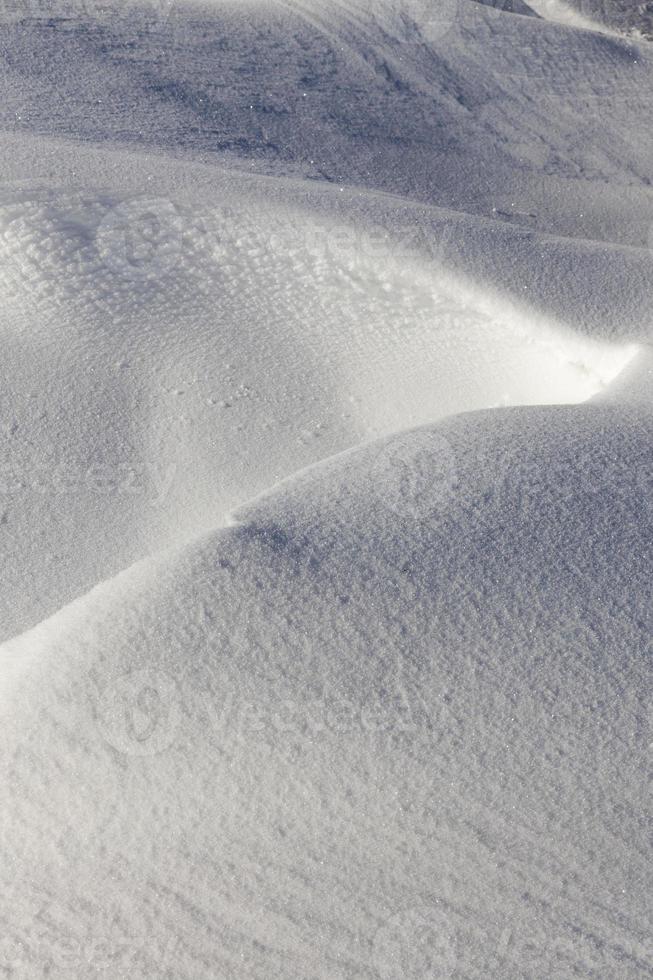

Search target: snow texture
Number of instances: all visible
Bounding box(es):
[0,0,651,977]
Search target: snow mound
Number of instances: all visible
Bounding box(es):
[1,390,651,978]
[1,0,652,976]
[0,177,637,642]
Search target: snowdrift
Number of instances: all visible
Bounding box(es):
[1,390,651,978]
[0,173,639,641]
[1,0,651,976]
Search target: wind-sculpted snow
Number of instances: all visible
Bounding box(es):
[543,0,653,38]
[1,0,652,244]
[0,176,638,641]
[0,0,651,977]
[1,397,651,978]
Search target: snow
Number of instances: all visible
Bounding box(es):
[1,0,651,977]
[527,0,621,34]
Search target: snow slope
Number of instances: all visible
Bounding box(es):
[0,166,639,641]
[0,0,651,977]
[527,0,621,34]
[2,0,652,638]
[1,387,651,978]
[562,0,653,39]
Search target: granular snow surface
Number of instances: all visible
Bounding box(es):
[0,0,651,977]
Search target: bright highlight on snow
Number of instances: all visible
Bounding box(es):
[1,0,651,977]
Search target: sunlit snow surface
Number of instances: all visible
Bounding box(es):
[528,0,619,34]
[0,0,651,978]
